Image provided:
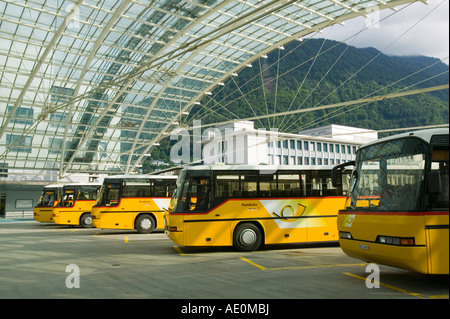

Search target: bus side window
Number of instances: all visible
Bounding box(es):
[193,178,210,211]
[154,181,167,197]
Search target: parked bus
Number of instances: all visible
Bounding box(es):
[91,175,177,233]
[52,182,101,227]
[165,165,351,251]
[33,184,63,223]
[334,128,449,274]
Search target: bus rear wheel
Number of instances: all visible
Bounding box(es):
[233,223,262,252]
[135,214,156,234]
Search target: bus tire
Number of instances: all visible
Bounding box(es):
[233,223,262,252]
[135,214,156,234]
[80,213,93,228]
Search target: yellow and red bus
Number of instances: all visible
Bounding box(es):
[91,175,177,233]
[33,184,63,223]
[335,128,449,274]
[165,165,351,251]
[52,182,101,227]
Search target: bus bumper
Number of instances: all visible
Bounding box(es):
[166,228,184,246]
[52,211,81,226]
[339,238,430,274]
[33,209,54,223]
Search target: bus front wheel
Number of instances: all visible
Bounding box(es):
[233,223,262,252]
[135,214,156,234]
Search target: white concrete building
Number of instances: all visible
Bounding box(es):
[212,121,378,166]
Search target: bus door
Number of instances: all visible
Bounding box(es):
[426,147,449,274]
[99,182,121,207]
[181,172,229,246]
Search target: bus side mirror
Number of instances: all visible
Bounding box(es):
[331,169,342,187]
[332,161,355,187]
[428,171,442,194]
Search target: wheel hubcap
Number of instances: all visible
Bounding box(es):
[140,218,152,230]
[240,229,257,246]
[85,216,92,225]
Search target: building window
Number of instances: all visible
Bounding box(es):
[323,143,328,152]
[304,141,309,151]
[304,157,309,165]
[7,106,34,125]
[290,140,295,149]
[317,143,322,152]
[297,140,302,150]
[6,134,32,153]
[48,137,63,154]
[310,142,315,151]
[329,144,334,152]
[335,144,340,153]
[297,156,302,165]
[283,155,288,165]
[341,145,346,154]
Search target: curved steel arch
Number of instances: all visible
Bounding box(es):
[0,0,421,178]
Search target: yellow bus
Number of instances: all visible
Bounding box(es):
[334,128,449,274]
[91,175,177,233]
[165,165,351,251]
[52,182,101,227]
[33,184,63,223]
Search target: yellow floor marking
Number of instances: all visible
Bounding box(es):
[428,294,450,299]
[344,272,430,299]
[240,257,365,271]
[270,263,366,270]
[124,236,129,243]
[70,229,78,233]
[239,257,267,270]
[174,246,186,256]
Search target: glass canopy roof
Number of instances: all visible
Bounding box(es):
[0,0,417,178]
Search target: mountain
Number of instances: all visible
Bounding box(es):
[145,38,449,170]
[189,38,448,133]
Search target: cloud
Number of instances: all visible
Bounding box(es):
[315,0,449,63]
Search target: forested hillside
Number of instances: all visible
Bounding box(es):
[189,38,448,132]
[145,38,449,170]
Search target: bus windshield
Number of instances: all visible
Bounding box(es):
[37,189,58,207]
[349,138,427,211]
[172,171,210,213]
[96,182,121,207]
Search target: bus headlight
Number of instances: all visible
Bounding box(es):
[339,231,353,239]
[376,236,414,246]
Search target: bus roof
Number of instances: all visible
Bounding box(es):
[103,174,177,180]
[360,128,449,149]
[43,183,64,188]
[180,164,342,172]
[62,182,102,187]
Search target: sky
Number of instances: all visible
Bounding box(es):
[315,0,449,64]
